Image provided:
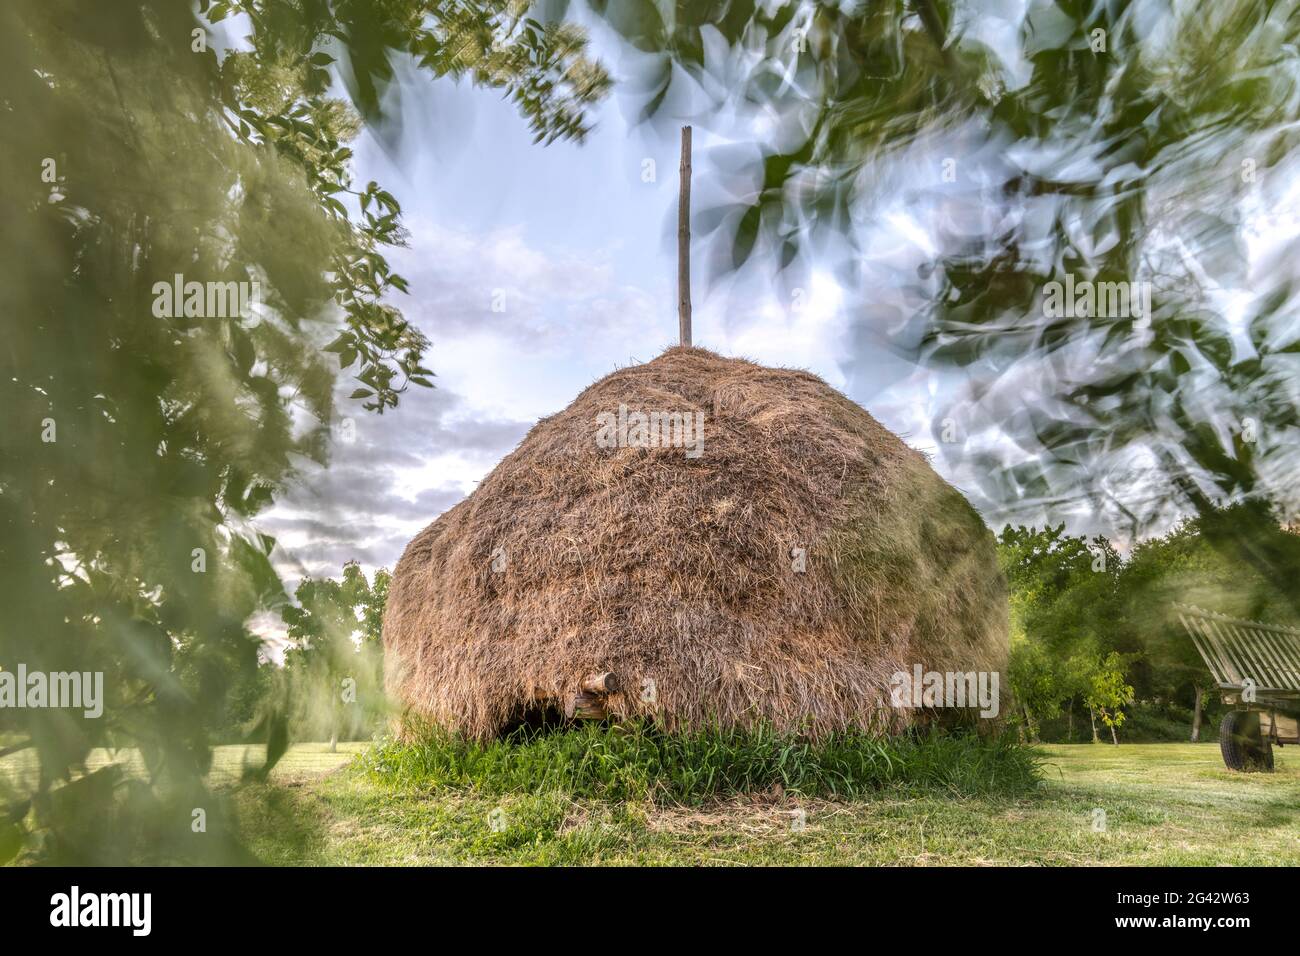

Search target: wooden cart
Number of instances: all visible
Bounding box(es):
[1177,604,1300,772]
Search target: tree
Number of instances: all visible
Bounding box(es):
[0,0,606,863]
[998,524,1127,659]
[1059,653,1098,744]
[1083,652,1136,745]
[281,563,389,751]
[999,506,1298,742]
[1006,641,1062,743]
[999,524,1126,741]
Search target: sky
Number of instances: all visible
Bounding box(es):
[255,1,1300,599]
[259,15,944,588]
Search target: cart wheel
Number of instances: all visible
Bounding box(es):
[1220,710,1274,772]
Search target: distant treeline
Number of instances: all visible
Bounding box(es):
[999,504,1299,744]
[199,562,389,748]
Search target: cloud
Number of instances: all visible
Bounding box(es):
[390,219,661,350]
[262,373,522,582]
[259,220,663,585]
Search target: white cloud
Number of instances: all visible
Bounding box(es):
[260,218,671,585]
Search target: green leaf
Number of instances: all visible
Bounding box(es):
[0,822,22,865]
[733,204,761,270]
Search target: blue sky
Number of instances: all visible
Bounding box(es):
[260,18,935,585]
[255,3,1300,592]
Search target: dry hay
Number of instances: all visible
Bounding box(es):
[383,347,1007,739]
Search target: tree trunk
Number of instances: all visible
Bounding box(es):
[1067,700,1074,741]
[1088,704,1099,743]
[1109,721,1119,746]
[1022,703,1037,743]
[1191,686,1204,742]
[329,728,338,753]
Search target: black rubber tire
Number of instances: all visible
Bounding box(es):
[1220,710,1274,772]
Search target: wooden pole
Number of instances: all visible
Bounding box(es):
[678,125,692,347]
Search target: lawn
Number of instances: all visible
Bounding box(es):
[221,740,1300,866]
[4,739,1297,865]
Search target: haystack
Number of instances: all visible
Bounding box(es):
[383,347,1007,739]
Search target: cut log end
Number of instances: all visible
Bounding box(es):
[580,671,619,695]
[567,672,619,720]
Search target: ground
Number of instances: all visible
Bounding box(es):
[5,741,1297,864]
[231,741,1299,865]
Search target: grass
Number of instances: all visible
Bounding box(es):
[356,723,1041,803]
[235,737,1300,865]
[6,735,1300,865]
[0,741,370,793]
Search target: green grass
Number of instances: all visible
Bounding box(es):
[357,723,1041,803]
[7,736,1300,865]
[231,739,1300,865]
[0,741,370,793]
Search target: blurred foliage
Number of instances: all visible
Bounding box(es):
[281,562,389,749]
[601,0,1300,603]
[0,0,605,863]
[999,506,1300,741]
